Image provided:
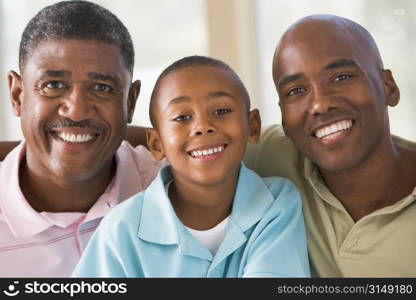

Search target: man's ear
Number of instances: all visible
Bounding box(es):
[146,128,165,161]
[127,80,141,123]
[383,69,400,107]
[8,71,23,117]
[247,109,261,144]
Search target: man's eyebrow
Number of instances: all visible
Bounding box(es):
[88,72,117,84]
[40,70,71,79]
[278,73,303,90]
[323,59,359,70]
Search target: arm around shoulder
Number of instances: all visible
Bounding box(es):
[126,126,148,148]
[0,141,20,160]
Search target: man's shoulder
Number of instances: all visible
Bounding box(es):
[246,124,300,159]
[118,141,153,161]
[393,135,416,149]
[0,142,25,197]
[244,124,305,179]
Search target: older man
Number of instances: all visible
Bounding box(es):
[244,14,416,277]
[0,0,160,277]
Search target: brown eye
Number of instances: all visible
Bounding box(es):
[287,87,305,96]
[214,108,231,116]
[93,84,113,93]
[45,81,66,89]
[173,115,191,122]
[333,74,353,82]
[41,81,67,97]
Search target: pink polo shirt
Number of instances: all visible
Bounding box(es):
[0,141,161,277]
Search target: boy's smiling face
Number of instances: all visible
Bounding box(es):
[148,65,260,187]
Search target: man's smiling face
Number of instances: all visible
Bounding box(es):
[273,19,399,173]
[10,39,138,182]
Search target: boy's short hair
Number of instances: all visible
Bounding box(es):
[149,55,251,127]
[19,0,134,74]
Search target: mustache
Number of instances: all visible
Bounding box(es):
[44,118,105,133]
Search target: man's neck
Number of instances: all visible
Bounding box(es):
[19,158,116,213]
[320,139,416,222]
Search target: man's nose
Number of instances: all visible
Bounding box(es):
[57,86,96,121]
[308,84,339,116]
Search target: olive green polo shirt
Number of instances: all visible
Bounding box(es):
[244,125,416,277]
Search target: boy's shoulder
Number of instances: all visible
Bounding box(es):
[239,164,301,211]
[262,175,299,199]
[99,190,146,232]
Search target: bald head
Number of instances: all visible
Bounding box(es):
[271,14,401,173]
[273,14,384,86]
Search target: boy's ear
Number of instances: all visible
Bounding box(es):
[127,80,141,123]
[247,108,261,144]
[279,101,289,137]
[383,69,400,107]
[146,128,165,161]
[8,71,23,117]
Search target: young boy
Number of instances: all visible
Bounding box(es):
[72,56,310,277]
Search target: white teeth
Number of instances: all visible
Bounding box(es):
[315,120,352,139]
[57,132,95,143]
[190,145,225,158]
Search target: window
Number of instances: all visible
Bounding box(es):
[256,0,416,141]
[0,0,207,139]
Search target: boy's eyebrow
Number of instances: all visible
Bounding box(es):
[168,96,190,106]
[323,59,359,70]
[167,91,238,106]
[206,91,237,101]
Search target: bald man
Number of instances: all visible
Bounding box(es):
[244,14,416,277]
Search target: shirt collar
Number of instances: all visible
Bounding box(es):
[138,162,274,262]
[83,141,145,222]
[0,141,139,238]
[304,156,416,214]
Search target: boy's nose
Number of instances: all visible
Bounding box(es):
[192,117,216,136]
[194,128,214,135]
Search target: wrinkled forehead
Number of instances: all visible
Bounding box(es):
[22,39,130,80]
